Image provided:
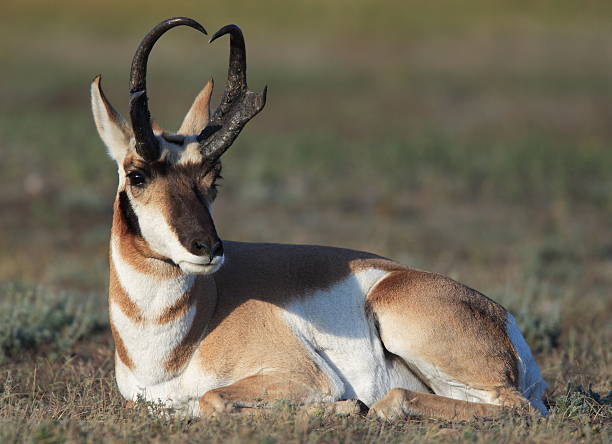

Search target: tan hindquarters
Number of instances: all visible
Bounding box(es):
[367,269,531,416]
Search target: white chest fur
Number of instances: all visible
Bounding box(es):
[110,242,221,405]
[110,243,197,387]
[111,240,195,317]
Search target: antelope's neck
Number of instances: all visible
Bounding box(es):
[110,237,195,319]
[108,217,216,385]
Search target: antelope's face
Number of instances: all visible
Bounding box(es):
[117,147,224,275]
[90,18,266,275]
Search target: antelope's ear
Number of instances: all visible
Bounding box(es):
[90,75,133,163]
[177,79,213,136]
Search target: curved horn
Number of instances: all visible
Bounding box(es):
[198,25,267,164]
[129,17,207,161]
[208,24,247,117]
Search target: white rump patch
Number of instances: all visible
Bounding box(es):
[506,313,548,415]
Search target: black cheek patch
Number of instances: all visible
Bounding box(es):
[119,191,142,237]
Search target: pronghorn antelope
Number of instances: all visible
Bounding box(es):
[91,17,547,420]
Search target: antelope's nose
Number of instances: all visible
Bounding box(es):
[191,239,224,262]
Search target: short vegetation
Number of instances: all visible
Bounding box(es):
[0,283,106,363]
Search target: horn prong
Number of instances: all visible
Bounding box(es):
[198,24,265,163]
[151,120,163,136]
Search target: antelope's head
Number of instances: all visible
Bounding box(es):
[91,18,266,275]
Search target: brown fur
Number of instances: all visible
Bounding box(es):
[196,290,335,392]
[109,319,134,370]
[367,269,519,394]
[163,276,217,374]
[109,259,143,323]
[192,243,527,420]
[199,373,330,415]
[213,241,399,301]
[368,387,520,421]
[155,286,195,325]
[189,243,401,392]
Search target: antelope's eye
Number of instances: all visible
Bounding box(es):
[127,171,146,188]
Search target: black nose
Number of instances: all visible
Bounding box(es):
[210,240,223,259]
[191,239,223,262]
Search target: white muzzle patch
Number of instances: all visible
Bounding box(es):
[129,195,224,275]
[178,254,225,275]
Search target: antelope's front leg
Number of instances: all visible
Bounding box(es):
[199,374,363,417]
[199,374,310,416]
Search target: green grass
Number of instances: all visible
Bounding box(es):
[1,1,611,442]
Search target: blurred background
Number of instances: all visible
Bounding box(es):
[1,0,610,393]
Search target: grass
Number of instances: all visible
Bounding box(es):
[1,0,611,442]
[0,350,609,443]
[0,369,609,443]
[0,283,107,364]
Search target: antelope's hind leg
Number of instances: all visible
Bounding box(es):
[198,374,364,418]
[367,270,546,417]
[368,388,519,421]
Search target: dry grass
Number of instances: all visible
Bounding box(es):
[1,1,611,442]
[0,328,609,443]
[0,340,609,443]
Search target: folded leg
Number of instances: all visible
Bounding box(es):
[368,388,528,421]
[199,373,364,417]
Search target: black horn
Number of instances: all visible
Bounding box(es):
[198,25,267,163]
[129,17,207,161]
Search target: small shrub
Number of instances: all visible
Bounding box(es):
[0,282,107,363]
[553,384,612,420]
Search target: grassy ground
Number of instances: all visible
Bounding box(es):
[0,1,610,442]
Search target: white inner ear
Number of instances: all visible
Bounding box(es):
[90,76,133,164]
